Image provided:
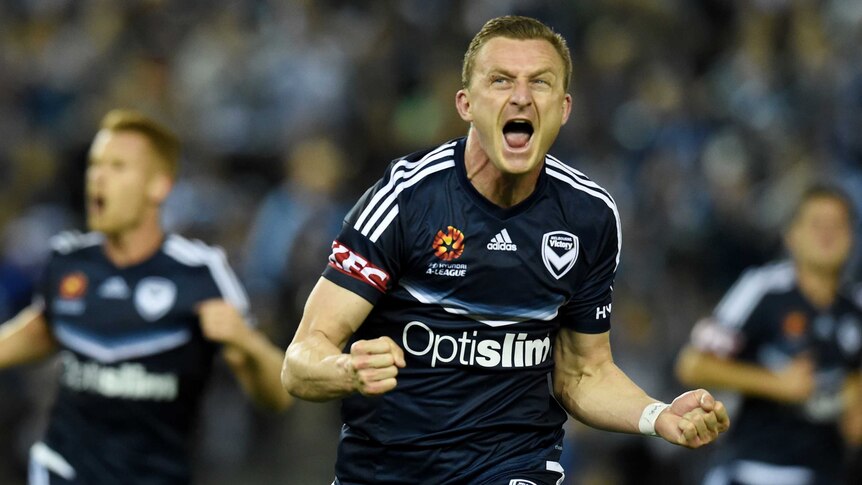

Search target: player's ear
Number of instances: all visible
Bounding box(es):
[560,93,573,125]
[147,171,173,204]
[455,89,473,122]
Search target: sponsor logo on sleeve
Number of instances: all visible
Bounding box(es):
[328,241,390,292]
[595,303,612,320]
[134,277,177,322]
[542,231,579,279]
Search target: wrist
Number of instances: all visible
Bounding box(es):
[638,401,671,436]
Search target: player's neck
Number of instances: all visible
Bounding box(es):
[795,262,840,309]
[103,216,165,268]
[463,132,540,208]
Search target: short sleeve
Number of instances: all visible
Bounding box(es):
[689,267,768,358]
[32,252,58,323]
[557,202,620,334]
[205,244,252,324]
[322,169,405,305]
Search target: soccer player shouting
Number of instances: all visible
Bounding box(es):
[0,109,291,484]
[283,16,729,485]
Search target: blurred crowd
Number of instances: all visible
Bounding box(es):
[2,0,862,484]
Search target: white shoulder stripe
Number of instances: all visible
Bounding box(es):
[162,236,202,266]
[358,159,455,240]
[547,154,589,178]
[369,205,399,243]
[355,152,455,235]
[714,262,795,328]
[50,231,103,254]
[545,167,622,270]
[164,235,249,313]
[354,140,457,231]
[546,157,613,199]
[354,141,457,234]
[30,442,76,481]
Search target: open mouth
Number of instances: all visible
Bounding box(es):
[88,195,106,214]
[503,120,534,150]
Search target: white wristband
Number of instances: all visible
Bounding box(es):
[638,402,670,436]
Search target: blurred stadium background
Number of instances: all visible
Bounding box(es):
[1,0,862,484]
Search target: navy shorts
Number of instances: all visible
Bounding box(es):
[334,427,566,485]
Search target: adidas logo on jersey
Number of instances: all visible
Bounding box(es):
[98,276,130,299]
[487,229,517,251]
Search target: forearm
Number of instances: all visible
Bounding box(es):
[224,329,292,411]
[555,359,659,434]
[0,306,57,369]
[282,331,355,402]
[840,373,862,446]
[676,346,796,402]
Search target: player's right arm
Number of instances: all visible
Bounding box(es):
[675,335,814,404]
[283,156,416,401]
[281,277,405,401]
[0,304,58,369]
[676,264,815,403]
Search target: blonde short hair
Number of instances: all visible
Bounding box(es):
[462,16,573,91]
[99,109,180,178]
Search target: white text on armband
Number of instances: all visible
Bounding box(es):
[402,321,552,368]
[60,353,178,401]
[328,241,390,292]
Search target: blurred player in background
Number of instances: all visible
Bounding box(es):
[677,185,862,485]
[283,15,729,485]
[0,109,291,484]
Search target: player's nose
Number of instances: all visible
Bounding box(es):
[509,80,533,107]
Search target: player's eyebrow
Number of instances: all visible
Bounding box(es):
[487,67,558,80]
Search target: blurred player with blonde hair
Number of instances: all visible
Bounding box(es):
[0,109,291,484]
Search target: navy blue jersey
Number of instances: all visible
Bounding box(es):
[323,137,621,484]
[31,231,250,485]
[690,261,862,476]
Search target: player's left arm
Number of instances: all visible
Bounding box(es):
[197,299,292,412]
[553,328,730,448]
[841,371,862,446]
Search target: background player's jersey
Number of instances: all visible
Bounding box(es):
[32,231,250,484]
[689,261,862,473]
[323,137,621,483]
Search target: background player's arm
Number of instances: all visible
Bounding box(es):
[0,305,58,369]
[281,277,405,402]
[675,343,815,404]
[197,299,292,411]
[553,328,729,448]
[840,371,862,446]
